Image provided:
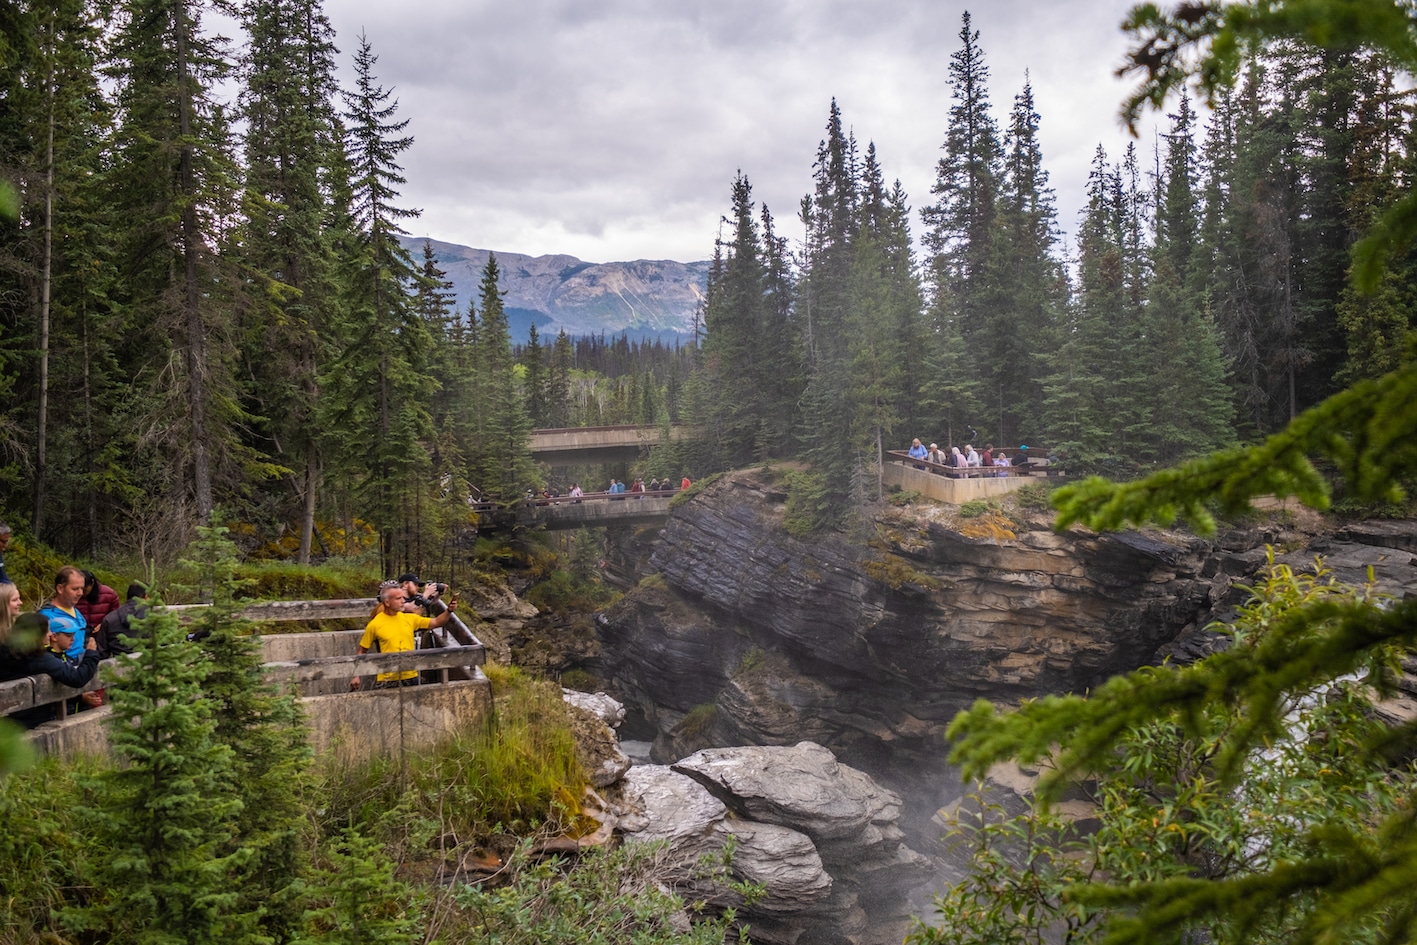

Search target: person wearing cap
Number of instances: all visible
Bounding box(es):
[39,567,89,660]
[351,581,459,690]
[9,611,101,727]
[397,572,444,615]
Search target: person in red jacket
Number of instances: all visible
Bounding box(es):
[76,571,120,632]
[75,571,119,709]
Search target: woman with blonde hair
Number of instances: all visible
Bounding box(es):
[0,582,20,646]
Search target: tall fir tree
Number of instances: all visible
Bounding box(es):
[236,0,342,563]
[791,99,861,529]
[468,253,534,499]
[321,33,431,570]
[921,12,1002,366]
[1143,95,1235,463]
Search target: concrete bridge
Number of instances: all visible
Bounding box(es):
[474,489,678,532]
[528,424,686,465]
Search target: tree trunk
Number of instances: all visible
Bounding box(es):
[33,44,55,539]
[298,451,318,564]
[175,0,213,523]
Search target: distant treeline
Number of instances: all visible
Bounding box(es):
[0,3,1411,563]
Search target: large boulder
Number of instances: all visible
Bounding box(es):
[615,742,931,945]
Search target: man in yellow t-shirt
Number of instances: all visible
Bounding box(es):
[351,582,458,689]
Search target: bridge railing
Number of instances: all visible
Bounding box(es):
[884,448,1060,477]
[3,597,486,723]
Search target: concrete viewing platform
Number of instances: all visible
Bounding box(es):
[9,602,492,765]
[882,452,1058,504]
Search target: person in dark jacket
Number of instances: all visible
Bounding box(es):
[95,583,148,659]
[9,612,100,728]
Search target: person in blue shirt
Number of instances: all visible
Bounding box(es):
[907,438,928,460]
[39,567,88,660]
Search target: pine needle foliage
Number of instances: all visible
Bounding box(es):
[924,559,1414,945]
[181,523,312,943]
[70,596,243,945]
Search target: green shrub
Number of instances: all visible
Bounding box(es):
[525,570,620,615]
[959,500,990,518]
[446,842,739,944]
[888,489,921,507]
[1012,482,1054,511]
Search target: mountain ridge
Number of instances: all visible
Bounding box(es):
[401,236,709,344]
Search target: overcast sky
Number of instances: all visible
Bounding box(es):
[315,0,1172,264]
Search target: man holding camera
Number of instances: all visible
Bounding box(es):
[396,572,444,614]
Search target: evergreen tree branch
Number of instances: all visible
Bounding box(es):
[1050,354,1417,535]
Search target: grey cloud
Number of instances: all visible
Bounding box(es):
[321,0,1167,262]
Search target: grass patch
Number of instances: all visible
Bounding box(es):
[1012,481,1055,511]
[669,472,725,509]
[738,646,767,674]
[888,489,922,507]
[863,555,941,591]
[321,663,589,845]
[676,703,719,739]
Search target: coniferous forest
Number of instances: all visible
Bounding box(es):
[2,1,1413,561]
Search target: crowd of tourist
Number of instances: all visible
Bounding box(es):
[906,437,1022,476]
[0,535,149,727]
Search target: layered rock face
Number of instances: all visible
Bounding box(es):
[613,741,931,945]
[596,469,1264,785]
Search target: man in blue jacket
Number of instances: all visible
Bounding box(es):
[39,567,88,659]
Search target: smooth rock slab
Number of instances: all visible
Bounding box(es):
[562,688,627,728]
[673,741,896,842]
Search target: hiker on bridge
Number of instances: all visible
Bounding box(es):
[350,581,459,690]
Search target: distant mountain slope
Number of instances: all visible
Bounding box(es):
[401,236,709,344]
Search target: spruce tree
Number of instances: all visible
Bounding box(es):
[790,99,860,529]
[320,33,430,569]
[76,596,241,944]
[921,12,1002,361]
[236,0,342,563]
[105,0,247,528]
[985,75,1065,444]
[468,253,534,499]
[701,172,770,468]
[183,523,310,943]
[1143,95,1235,463]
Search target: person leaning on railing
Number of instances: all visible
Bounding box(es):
[350,581,459,691]
[7,612,100,728]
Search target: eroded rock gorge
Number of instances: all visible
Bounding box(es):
[592,468,1417,802]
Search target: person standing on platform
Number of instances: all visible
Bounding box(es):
[350,581,459,690]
